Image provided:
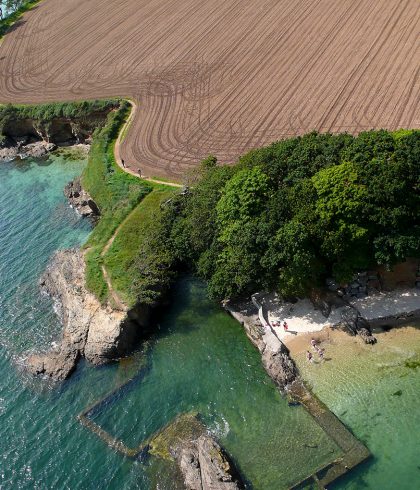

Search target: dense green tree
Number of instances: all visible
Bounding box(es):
[158,130,419,300]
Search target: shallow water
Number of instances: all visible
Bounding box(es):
[1,155,418,489]
[0,155,340,489]
[91,278,341,489]
[293,327,420,490]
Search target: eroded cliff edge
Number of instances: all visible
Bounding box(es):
[26,249,148,380]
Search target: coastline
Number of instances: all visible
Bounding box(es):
[225,287,420,488]
[235,288,420,346]
[226,287,420,379]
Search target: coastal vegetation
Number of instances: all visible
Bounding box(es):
[0,1,40,39]
[158,130,420,299]
[0,99,120,145]
[81,101,175,306]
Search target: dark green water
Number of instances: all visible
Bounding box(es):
[0,155,341,488]
[1,155,418,489]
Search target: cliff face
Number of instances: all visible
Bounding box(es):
[2,112,108,145]
[26,249,147,381]
[0,112,108,161]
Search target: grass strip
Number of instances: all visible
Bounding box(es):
[0,0,40,40]
[82,102,154,303]
[103,186,175,306]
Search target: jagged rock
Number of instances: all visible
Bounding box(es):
[179,445,202,489]
[23,141,57,158]
[355,316,377,344]
[0,141,57,161]
[340,306,377,344]
[25,249,145,381]
[358,327,377,344]
[64,177,100,222]
[177,435,242,490]
[149,414,242,490]
[27,348,79,381]
[225,299,298,392]
[261,345,298,391]
[0,145,19,161]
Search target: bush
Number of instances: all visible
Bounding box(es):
[158,131,420,299]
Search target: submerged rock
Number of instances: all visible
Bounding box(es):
[26,249,144,381]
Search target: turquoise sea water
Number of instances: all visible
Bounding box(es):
[0,155,418,489]
[0,155,339,488]
[294,328,420,490]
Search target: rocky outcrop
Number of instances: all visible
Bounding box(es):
[26,249,145,381]
[177,435,242,490]
[64,177,100,221]
[149,413,242,490]
[0,141,57,161]
[261,344,299,390]
[340,305,377,344]
[225,300,298,392]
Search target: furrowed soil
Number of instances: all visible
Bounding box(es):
[0,0,419,178]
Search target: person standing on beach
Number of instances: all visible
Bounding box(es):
[283,321,288,332]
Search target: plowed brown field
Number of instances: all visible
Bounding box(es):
[0,0,419,178]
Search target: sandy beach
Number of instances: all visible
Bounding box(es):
[260,288,420,348]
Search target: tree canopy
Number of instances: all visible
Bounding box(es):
[158,130,419,300]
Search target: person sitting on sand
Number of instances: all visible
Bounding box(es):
[306,351,313,363]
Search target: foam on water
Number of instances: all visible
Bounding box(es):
[0,155,341,489]
[1,154,418,489]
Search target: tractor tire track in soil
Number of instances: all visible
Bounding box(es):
[0,0,419,179]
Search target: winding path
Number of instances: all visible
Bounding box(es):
[0,0,418,180]
[114,100,182,188]
[100,101,181,311]
[100,219,128,311]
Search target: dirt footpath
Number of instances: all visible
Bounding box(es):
[0,0,418,178]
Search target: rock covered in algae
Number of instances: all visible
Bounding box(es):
[149,413,242,489]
